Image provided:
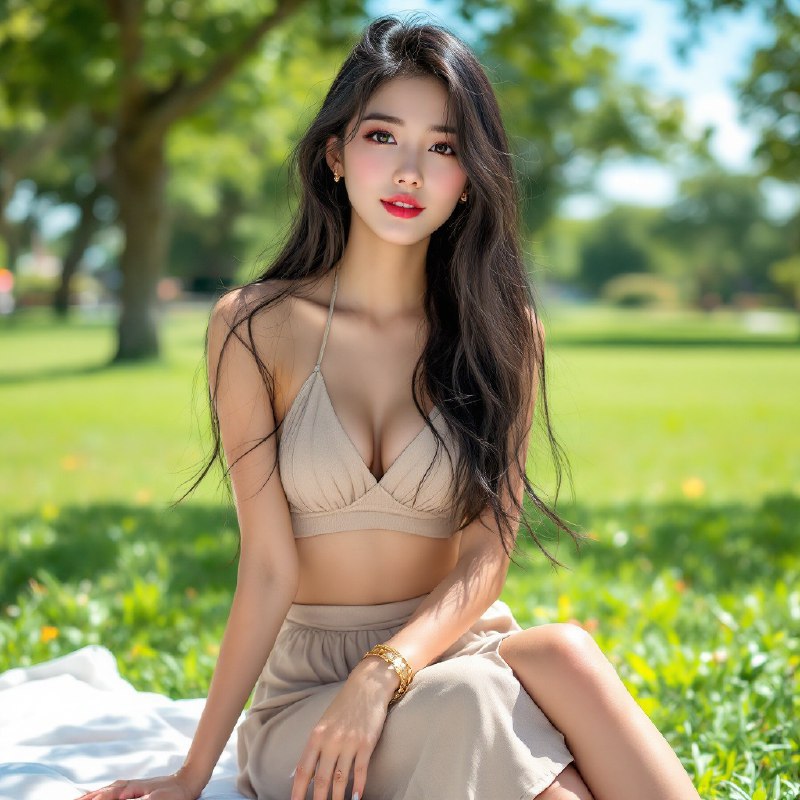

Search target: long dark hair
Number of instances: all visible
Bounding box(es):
[174,13,583,566]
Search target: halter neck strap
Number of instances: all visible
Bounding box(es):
[314,266,339,370]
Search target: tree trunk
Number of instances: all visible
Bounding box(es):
[54,185,102,317]
[102,0,309,360]
[112,133,169,361]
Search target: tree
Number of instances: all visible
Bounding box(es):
[677,1,799,205]
[673,2,798,333]
[652,169,790,307]
[770,253,800,309]
[478,0,689,232]
[577,206,652,295]
[0,90,84,277]
[1,0,693,357]
[1,0,339,359]
[17,106,118,317]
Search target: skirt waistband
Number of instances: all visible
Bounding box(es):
[285,592,429,631]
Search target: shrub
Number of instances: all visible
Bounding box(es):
[601,272,681,309]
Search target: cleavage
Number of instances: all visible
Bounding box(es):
[320,368,434,483]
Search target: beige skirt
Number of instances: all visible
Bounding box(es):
[235,593,574,800]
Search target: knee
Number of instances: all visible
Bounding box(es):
[541,623,603,675]
[504,622,603,678]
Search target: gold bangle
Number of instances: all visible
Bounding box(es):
[361,644,414,705]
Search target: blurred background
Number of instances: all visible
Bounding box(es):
[1,0,799,332]
[1,2,798,797]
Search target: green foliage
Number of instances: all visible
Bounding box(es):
[742,9,800,181]
[165,4,356,283]
[677,0,800,184]
[480,1,690,229]
[577,206,652,293]
[652,170,790,304]
[770,255,800,307]
[0,504,239,697]
[0,0,699,287]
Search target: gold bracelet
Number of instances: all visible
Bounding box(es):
[361,643,414,705]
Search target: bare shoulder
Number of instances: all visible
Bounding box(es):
[210,279,295,335]
[208,279,299,377]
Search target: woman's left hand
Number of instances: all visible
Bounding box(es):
[289,656,400,800]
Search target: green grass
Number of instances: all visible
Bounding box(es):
[0,307,217,512]
[1,302,798,799]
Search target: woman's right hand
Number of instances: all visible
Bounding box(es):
[72,770,199,800]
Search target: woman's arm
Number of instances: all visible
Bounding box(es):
[177,289,301,795]
[177,573,295,794]
[351,487,520,704]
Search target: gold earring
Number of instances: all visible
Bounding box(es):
[333,169,341,183]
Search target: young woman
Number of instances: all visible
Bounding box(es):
[76,15,701,800]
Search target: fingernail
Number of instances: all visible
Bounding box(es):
[352,794,360,800]
[289,767,296,778]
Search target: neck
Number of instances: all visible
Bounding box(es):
[333,212,429,322]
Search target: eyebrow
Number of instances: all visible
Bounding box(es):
[361,112,457,135]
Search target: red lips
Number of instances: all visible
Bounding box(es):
[381,194,424,209]
[380,194,424,219]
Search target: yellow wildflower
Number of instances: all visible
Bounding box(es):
[40,626,59,643]
[681,476,706,499]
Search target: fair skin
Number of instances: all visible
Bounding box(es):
[75,75,700,800]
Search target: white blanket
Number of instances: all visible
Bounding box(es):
[0,645,248,800]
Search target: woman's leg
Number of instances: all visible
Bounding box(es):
[498,623,701,800]
[538,765,594,799]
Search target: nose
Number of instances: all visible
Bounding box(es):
[394,154,423,188]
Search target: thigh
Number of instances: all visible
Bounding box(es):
[539,764,594,800]
[238,684,345,800]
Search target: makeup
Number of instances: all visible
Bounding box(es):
[381,200,424,218]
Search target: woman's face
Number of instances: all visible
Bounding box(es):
[329,74,468,246]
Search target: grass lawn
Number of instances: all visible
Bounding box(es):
[1,302,798,799]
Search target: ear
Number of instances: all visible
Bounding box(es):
[325,135,343,175]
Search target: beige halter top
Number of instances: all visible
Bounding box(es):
[277,267,460,538]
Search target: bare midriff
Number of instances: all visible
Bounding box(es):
[293,529,462,605]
